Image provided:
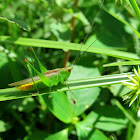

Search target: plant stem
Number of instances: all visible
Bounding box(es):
[63,0,78,67]
[114,99,137,126]
[38,95,47,110]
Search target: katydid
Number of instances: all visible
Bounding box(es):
[9,47,73,91]
[8,66,72,91]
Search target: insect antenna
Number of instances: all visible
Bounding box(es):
[64,0,105,95]
[72,0,105,66]
[72,2,131,66]
[29,47,37,76]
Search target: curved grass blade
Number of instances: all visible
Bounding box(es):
[0,36,139,60]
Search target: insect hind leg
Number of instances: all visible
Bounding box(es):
[64,82,77,104]
[48,80,52,98]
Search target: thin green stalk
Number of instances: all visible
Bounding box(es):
[38,95,47,110]
[126,121,133,140]
[114,99,137,126]
[129,0,140,20]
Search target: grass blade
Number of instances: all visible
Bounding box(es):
[104,60,140,67]
[0,36,139,60]
[0,73,134,101]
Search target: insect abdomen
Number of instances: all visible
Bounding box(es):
[17,82,35,91]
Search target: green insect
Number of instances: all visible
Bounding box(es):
[9,47,73,92]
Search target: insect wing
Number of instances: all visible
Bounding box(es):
[8,75,41,86]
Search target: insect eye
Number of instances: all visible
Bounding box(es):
[24,59,28,63]
[68,69,71,72]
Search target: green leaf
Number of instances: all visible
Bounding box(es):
[77,106,128,132]
[86,106,128,131]
[0,17,31,31]
[67,87,100,117]
[76,110,107,140]
[43,92,73,123]
[0,36,138,60]
[45,129,68,140]
[76,125,107,140]
[67,65,100,116]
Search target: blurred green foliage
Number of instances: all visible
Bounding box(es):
[0,0,140,140]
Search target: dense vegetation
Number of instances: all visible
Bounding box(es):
[0,0,140,139]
